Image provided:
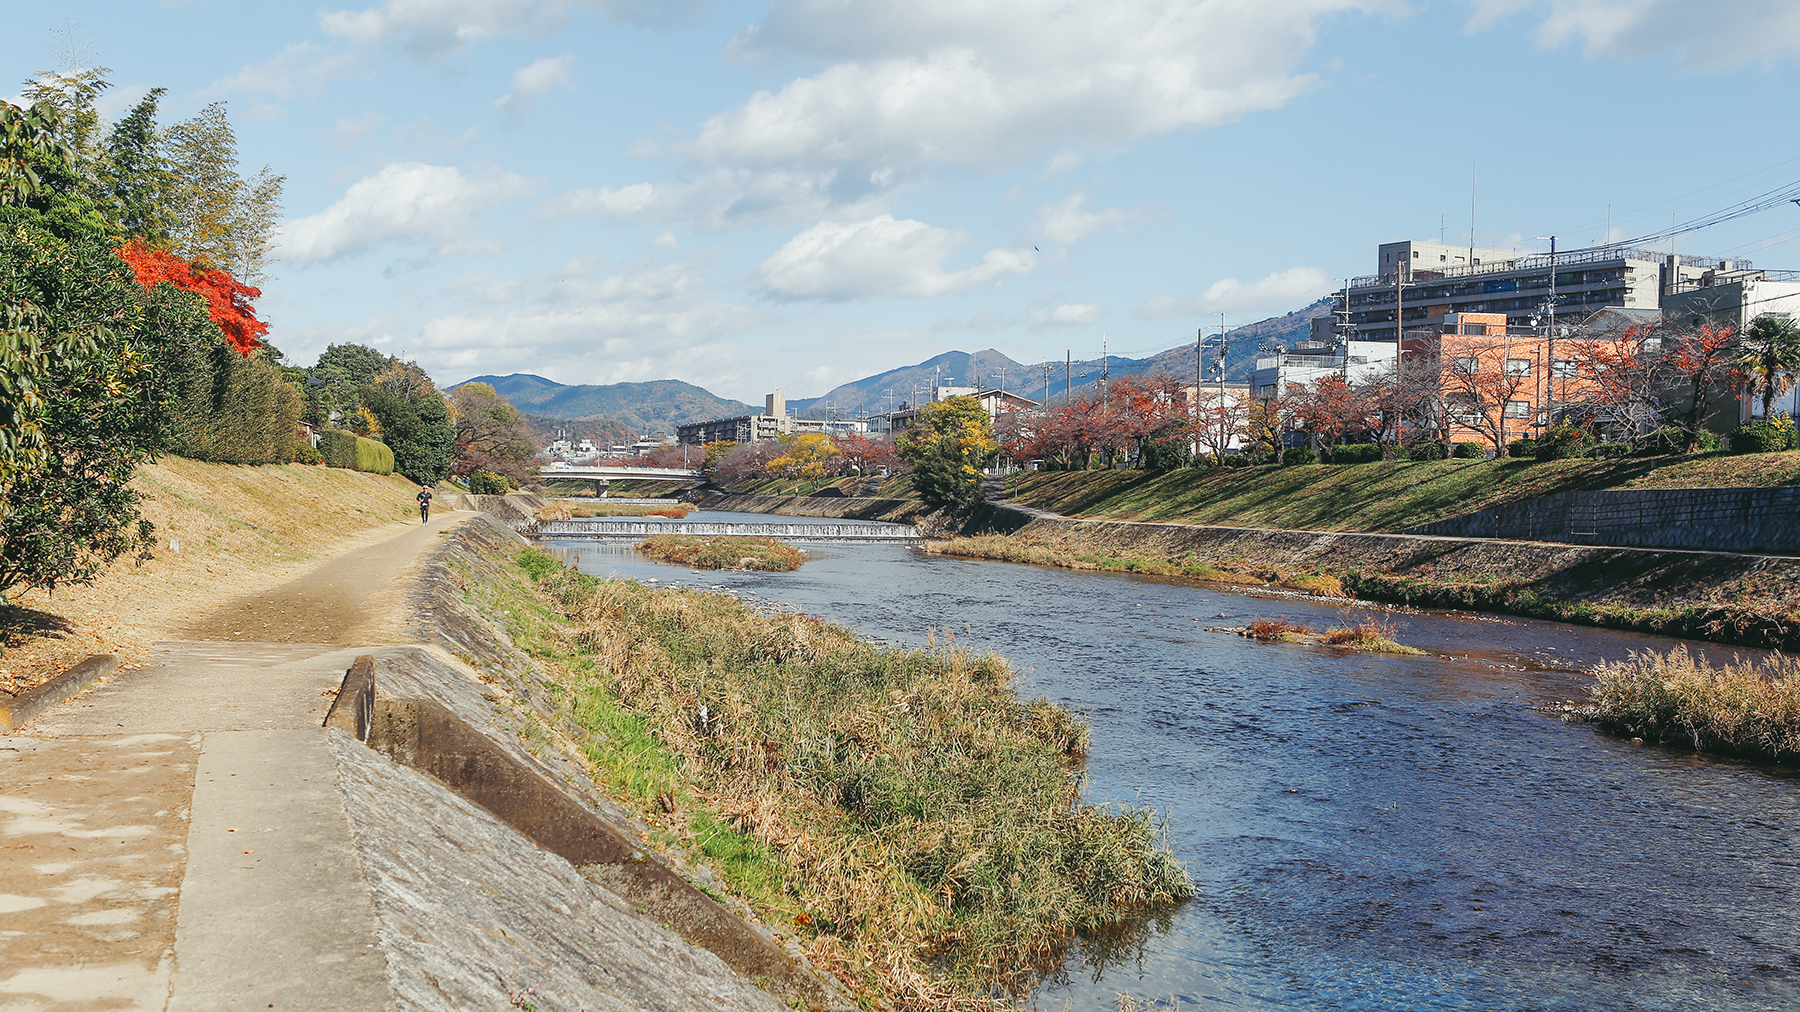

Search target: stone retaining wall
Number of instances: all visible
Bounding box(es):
[1406,486,1800,554]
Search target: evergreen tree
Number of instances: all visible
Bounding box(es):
[101,87,174,245]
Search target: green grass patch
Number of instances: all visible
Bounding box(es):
[1003,451,1800,533]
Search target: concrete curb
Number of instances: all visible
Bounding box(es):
[1,654,119,731]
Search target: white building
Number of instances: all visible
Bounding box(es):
[1250,340,1398,399]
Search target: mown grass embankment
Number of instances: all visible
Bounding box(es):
[505,548,1191,1007]
[1,456,421,694]
[999,451,1800,533]
[638,534,805,572]
[1580,646,1800,761]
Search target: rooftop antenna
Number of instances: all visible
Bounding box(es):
[1468,159,1477,267]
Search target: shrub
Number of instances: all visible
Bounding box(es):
[1587,646,1800,760]
[467,469,512,495]
[353,436,394,475]
[638,534,805,571]
[1452,441,1485,458]
[1327,443,1381,465]
[1506,437,1538,459]
[1590,442,1630,459]
[318,428,356,468]
[1728,415,1798,454]
[1534,425,1594,460]
[1281,447,1316,466]
[1635,425,1719,455]
[1406,441,1446,461]
[293,441,322,465]
[1220,454,1250,468]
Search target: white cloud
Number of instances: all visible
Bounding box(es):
[495,55,574,122]
[688,0,1386,192]
[1137,267,1331,319]
[1035,192,1151,245]
[1045,303,1104,325]
[757,214,1034,300]
[209,41,366,99]
[279,162,527,262]
[540,169,883,230]
[1468,0,1800,71]
[319,0,711,59]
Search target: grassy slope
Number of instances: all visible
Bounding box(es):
[1002,451,1800,533]
[2,457,420,693]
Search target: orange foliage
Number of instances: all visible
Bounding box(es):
[115,238,268,355]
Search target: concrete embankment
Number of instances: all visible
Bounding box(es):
[979,511,1800,649]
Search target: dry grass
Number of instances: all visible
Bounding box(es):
[928,535,1262,585]
[1586,645,1800,759]
[536,502,692,521]
[638,534,805,571]
[1244,617,1311,642]
[515,549,1191,1006]
[1320,615,1424,655]
[0,458,421,695]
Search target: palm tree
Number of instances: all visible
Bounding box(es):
[1739,315,1800,419]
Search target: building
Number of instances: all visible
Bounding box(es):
[877,383,1038,434]
[541,437,600,460]
[1339,241,1737,345]
[676,392,873,446]
[1250,340,1398,399]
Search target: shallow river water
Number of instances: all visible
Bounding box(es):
[545,511,1800,1011]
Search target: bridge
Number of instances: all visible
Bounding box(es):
[535,519,920,542]
[540,464,704,496]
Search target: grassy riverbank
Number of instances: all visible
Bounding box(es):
[638,534,805,571]
[925,534,1334,593]
[1582,646,1800,761]
[999,451,1800,533]
[506,548,1191,1006]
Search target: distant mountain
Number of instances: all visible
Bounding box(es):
[456,374,756,435]
[791,349,1036,417]
[519,413,637,451]
[1138,297,1335,385]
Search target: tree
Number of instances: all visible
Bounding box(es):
[307,343,390,427]
[831,432,899,476]
[1563,326,1664,446]
[451,382,537,485]
[1433,335,1538,454]
[1737,315,1800,421]
[0,225,161,601]
[1659,322,1743,452]
[101,88,174,245]
[767,433,840,488]
[165,101,284,284]
[362,386,456,485]
[1192,387,1250,464]
[116,237,267,354]
[896,396,998,509]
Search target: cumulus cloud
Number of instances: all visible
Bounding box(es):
[495,55,574,122]
[690,0,1385,187]
[757,214,1034,300]
[209,41,366,99]
[1044,302,1104,325]
[1468,0,1800,71]
[280,162,527,262]
[1137,267,1331,319]
[1035,193,1153,245]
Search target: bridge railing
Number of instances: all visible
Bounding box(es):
[536,520,919,540]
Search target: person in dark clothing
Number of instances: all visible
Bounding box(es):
[417,487,433,524]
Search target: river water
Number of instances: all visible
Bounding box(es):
[544,511,1800,1011]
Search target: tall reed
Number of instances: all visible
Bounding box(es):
[1587,645,1800,760]
[516,549,1192,1005]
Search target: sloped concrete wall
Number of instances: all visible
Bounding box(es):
[1405,486,1800,554]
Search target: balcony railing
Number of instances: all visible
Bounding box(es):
[1346,247,1725,289]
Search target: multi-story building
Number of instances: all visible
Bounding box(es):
[877,383,1038,434]
[677,391,874,445]
[1250,340,1398,399]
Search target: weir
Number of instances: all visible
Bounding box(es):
[536,519,920,541]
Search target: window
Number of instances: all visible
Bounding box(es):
[1504,400,1530,419]
[1453,356,1478,375]
[1447,398,1481,425]
[1505,358,1531,377]
[1551,359,1578,378]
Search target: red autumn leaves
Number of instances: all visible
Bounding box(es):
[116,238,267,355]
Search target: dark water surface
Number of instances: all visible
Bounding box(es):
[547,512,1800,1011]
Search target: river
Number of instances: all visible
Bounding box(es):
[544,511,1800,1011]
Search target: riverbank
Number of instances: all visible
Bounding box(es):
[930,514,1800,651]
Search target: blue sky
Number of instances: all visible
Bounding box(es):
[9,1,1800,402]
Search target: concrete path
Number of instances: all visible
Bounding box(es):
[0,514,467,1012]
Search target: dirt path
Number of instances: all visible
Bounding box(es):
[0,510,470,1011]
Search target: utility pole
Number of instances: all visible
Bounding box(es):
[1041,363,1052,412]
[1066,351,1072,405]
[1194,326,1203,439]
[1546,235,1558,423]
[1101,335,1109,388]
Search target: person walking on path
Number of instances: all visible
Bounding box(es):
[417,486,433,524]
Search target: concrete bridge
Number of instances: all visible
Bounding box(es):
[535,519,920,542]
[539,464,704,496]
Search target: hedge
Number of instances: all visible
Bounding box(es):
[1327,443,1381,465]
[1728,419,1798,455]
[318,428,395,475]
[1406,442,1446,461]
[1282,447,1316,466]
[1452,441,1485,458]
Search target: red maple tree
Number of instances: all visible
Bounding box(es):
[115,238,268,355]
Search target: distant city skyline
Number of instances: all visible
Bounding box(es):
[9,1,1800,401]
